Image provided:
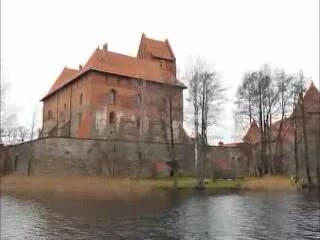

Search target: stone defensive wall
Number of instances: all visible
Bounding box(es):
[2,137,249,178]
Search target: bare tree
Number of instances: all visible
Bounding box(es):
[291,78,304,183]
[3,128,18,145]
[235,72,256,125]
[273,70,293,173]
[186,59,225,187]
[186,60,202,175]
[17,126,29,143]
[236,65,288,175]
[296,72,312,184]
[0,61,4,145]
[290,72,308,183]
[134,79,148,178]
[0,61,16,144]
[30,107,39,141]
[236,69,268,175]
[160,87,179,188]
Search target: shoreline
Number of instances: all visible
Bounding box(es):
[0,175,301,200]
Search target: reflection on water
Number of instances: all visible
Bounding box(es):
[1,191,319,240]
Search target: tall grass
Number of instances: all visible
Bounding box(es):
[1,175,296,200]
[241,176,297,191]
[0,175,158,200]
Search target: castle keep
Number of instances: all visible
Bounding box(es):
[41,33,188,142]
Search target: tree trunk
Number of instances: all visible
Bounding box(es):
[259,93,264,176]
[267,116,274,174]
[301,99,312,185]
[294,118,299,184]
[316,132,320,185]
[169,97,177,188]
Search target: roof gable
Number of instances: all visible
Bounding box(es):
[137,33,175,61]
[83,48,182,86]
[242,121,261,144]
[240,82,319,144]
[44,67,78,98]
[42,35,185,101]
[303,81,320,113]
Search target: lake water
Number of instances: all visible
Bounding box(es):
[1,191,319,240]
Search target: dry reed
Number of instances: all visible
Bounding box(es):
[0,175,157,200]
[241,176,297,191]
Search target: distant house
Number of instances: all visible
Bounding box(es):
[240,82,320,178]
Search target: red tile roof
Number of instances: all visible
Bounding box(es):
[42,35,184,101]
[270,118,294,142]
[44,67,79,98]
[241,82,319,144]
[83,49,181,85]
[303,81,320,113]
[141,36,175,60]
[242,121,261,144]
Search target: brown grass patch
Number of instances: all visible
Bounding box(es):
[241,176,297,191]
[0,175,158,200]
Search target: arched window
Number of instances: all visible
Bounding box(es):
[160,60,165,69]
[48,110,52,120]
[109,112,116,124]
[80,93,83,106]
[109,89,116,105]
[137,117,141,129]
[137,94,142,105]
[78,112,82,127]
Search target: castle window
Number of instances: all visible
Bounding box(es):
[64,103,67,110]
[137,94,142,105]
[80,93,83,106]
[160,60,165,69]
[109,89,116,105]
[162,98,167,105]
[137,117,141,129]
[78,112,82,128]
[109,112,116,125]
[48,110,52,120]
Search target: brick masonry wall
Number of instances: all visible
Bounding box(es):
[42,70,185,141]
[7,137,248,178]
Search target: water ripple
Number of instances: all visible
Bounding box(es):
[1,192,319,239]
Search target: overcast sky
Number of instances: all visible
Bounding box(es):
[1,0,319,143]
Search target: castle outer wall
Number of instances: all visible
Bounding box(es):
[6,137,248,178]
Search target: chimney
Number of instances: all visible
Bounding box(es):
[79,65,83,70]
[103,42,108,51]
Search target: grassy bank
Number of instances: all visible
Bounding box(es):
[241,176,297,191]
[149,177,241,193]
[0,175,241,199]
[0,175,297,200]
